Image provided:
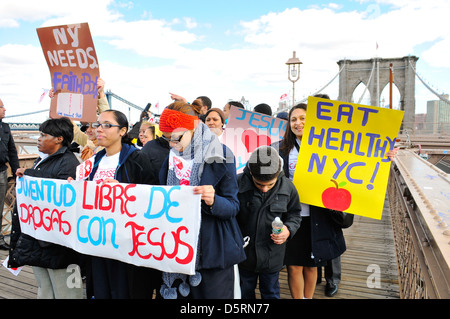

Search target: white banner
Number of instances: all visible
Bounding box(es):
[15,175,202,275]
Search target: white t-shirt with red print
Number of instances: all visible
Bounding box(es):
[168,149,193,186]
[93,152,120,183]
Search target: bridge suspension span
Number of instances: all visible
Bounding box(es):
[5,91,147,130]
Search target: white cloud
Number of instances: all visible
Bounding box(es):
[183,17,198,29]
[0,19,19,28]
[231,2,450,112]
[0,44,50,116]
[328,3,343,10]
[99,19,199,58]
[422,38,450,68]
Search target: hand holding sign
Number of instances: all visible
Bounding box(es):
[37,23,99,122]
[193,185,215,206]
[16,175,202,274]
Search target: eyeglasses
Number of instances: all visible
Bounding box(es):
[161,132,186,143]
[92,122,121,129]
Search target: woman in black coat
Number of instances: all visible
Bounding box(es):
[85,109,158,299]
[9,117,82,299]
[276,103,347,299]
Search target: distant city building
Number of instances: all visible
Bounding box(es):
[426,94,450,135]
[278,100,289,112]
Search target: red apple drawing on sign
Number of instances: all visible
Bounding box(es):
[321,179,352,211]
[242,130,272,153]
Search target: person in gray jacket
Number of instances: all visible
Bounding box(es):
[236,146,301,299]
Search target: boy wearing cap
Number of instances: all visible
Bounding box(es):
[236,146,301,299]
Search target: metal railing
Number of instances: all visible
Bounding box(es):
[398,122,450,136]
[388,158,450,299]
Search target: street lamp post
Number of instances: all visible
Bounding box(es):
[286,51,302,107]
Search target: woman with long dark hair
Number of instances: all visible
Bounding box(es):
[278,102,347,299]
[278,99,397,298]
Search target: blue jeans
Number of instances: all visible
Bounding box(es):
[239,267,280,299]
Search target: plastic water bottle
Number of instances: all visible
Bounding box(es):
[272,217,284,234]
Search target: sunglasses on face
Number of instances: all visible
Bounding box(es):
[161,131,186,143]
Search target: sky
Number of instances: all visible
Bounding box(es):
[1,0,449,124]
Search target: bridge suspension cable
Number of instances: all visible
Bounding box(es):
[6,91,147,126]
[357,60,376,104]
[408,60,450,106]
[5,108,49,119]
[105,90,144,112]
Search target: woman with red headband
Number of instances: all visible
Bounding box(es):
[158,101,246,299]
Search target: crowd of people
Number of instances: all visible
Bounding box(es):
[0,80,397,299]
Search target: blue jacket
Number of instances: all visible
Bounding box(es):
[159,144,246,270]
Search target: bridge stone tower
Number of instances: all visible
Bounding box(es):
[337,56,418,131]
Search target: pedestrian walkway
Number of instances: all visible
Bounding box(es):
[291,195,399,299]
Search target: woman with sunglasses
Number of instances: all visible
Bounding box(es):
[157,101,246,299]
[141,99,204,185]
[85,109,158,299]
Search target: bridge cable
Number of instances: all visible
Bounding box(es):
[5,108,50,119]
[408,60,450,106]
[357,60,376,104]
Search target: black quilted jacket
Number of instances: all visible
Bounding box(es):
[8,146,81,269]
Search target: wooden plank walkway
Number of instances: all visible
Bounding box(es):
[0,197,399,299]
[297,195,399,299]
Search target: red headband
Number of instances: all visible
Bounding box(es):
[159,108,199,132]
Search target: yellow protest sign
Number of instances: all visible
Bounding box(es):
[292,96,404,220]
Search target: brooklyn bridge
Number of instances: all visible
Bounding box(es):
[1,56,449,299]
